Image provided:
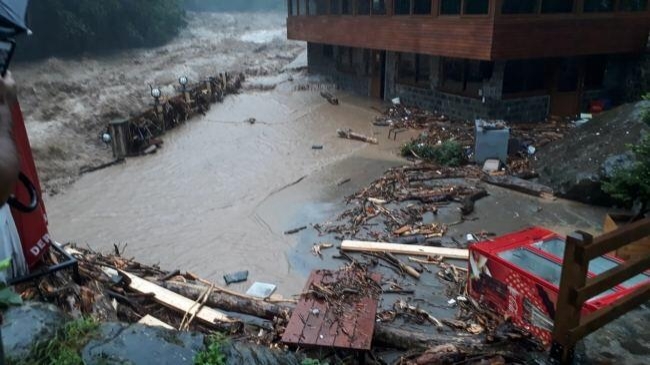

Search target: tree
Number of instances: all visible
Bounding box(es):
[16,0,187,61]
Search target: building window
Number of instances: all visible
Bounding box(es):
[394,0,411,14]
[342,0,354,14]
[315,0,328,14]
[584,0,614,12]
[323,45,334,59]
[372,0,387,14]
[414,0,433,14]
[299,0,308,15]
[397,53,431,87]
[464,0,490,14]
[308,0,317,14]
[502,0,538,14]
[440,0,461,14]
[357,0,371,14]
[541,0,574,13]
[584,56,607,90]
[619,0,648,11]
[503,59,546,94]
[440,58,493,96]
[331,0,341,14]
[337,46,354,73]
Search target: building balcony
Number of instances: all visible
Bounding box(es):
[287,0,650,60]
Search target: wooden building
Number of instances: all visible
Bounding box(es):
[287,0,650,121]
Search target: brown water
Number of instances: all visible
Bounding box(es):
[44,77,405,296]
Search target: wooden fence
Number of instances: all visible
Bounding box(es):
[551,218,650,363]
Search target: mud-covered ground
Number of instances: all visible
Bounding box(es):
[13,12,303,194]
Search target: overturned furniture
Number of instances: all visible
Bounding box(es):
[467,226,650,363]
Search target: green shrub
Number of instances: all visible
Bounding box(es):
[0,258,23,309]
[401,140,465,167]
[17,317,100,365]
[194,334,227,365]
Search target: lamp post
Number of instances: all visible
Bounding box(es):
[179,76,190,103]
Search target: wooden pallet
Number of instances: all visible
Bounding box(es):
[281,269,380,351]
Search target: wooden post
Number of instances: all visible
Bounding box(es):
[108,119,131,159]
[550,231,593,364]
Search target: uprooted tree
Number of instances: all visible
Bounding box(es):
[602,95,650,215]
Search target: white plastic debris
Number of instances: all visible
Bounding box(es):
[448,298,457,306]
[391,97,401,105]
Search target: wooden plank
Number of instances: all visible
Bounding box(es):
[138,314,174,330]
[569,284,650,344]
[300,299,329,345]
[481,174,554,198]
[121,271,236,327]
[581,218,650,260]
[349,296,378,350]
[551,232,592,363]
[576,254,650,305]
[282,271,324,345]
[341,240,469,260]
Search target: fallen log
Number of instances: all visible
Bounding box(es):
[160,280,291,320]
[337,128,378,144]
[373,323,482,350]
[459,189,489,215]
[121,271,239,331]
[320,91,339,105]
[481,174,554,199]
[341,240,469,260]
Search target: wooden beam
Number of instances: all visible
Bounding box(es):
[121,271,237,327]
[551,232,592,363]
[341,240,469,260]
[568,284,650,344]
[574,254,650,305]
[138,314,174,330]
[579,218,650,260]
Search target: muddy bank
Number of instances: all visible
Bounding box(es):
[13,12,304,194]
[535,101,649,205]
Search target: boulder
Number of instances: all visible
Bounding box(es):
[1,302,67,361]
[535,101,649,205]
[82,323,204,365]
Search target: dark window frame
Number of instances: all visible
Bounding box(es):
[336,46,355,74]
[618,0,648,11]
[502,59,547,97]
[439,57,494,98]
[397,53,432,88]
[371,0,388,14]
[440,0,491,16]
[583,0,615,12]
[356,0,372,15]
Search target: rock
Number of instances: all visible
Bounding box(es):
[82,323,204,365]
[535,101,649,205]
[601,152,635,179]
[222,341,302,365]
[1,302,67,361]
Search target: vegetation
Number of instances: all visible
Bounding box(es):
[401,140,466,167]
[194,333,228,365]
[0,258,22,309]
[16,0,186,61]
[602,95,650,214]
[17,317,100,365]
[302,359,329,365]
[182,0,286,12]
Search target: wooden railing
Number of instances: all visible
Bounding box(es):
[551,218,650,364]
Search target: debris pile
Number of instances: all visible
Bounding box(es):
[315,164,485,241]
[374,105,572,177]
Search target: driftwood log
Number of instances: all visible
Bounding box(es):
[337,128,378,144]
[481,174,554,199]
[160,281,289,320]
[320,91,339,105]
[162,280,483,350]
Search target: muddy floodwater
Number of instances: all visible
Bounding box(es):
[45,77,404,295]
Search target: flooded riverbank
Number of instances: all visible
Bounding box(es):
[45,75,411,296]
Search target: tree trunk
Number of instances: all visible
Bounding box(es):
[481,174,553,198]
[159,281,291,320]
